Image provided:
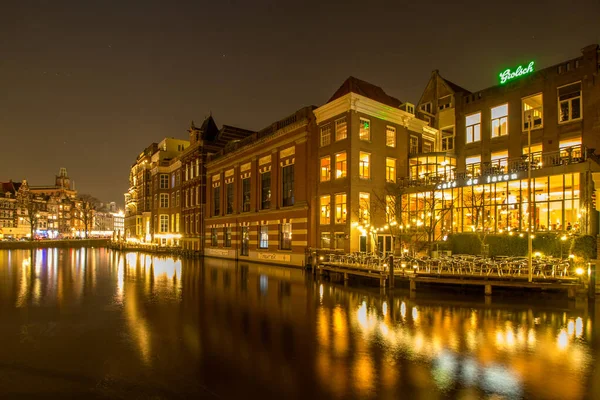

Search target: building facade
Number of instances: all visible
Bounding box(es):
[203,107,316,266]
[402,44,600,244]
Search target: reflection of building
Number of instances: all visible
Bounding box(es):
[204,107,315,266]
[402,44,600,242]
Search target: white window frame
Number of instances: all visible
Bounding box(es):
[557,82,582,124]
[159,193,169,208]
[466,112,481,144]
[320,156,331,182]
[522,93,544,131]
[359,152,370,179]
[409,136,419,155]
[320,124,331,147]
[490,103,508,138]
[359,118,370,141]
[386,158,396,182]
[386,126,396,147]
[335,118,347,141]
[441,126,455,151]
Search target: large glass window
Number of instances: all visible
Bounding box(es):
[280,223,292,250]
[242,178,251,212]
[386,158,396,182]
[491,104,508,137]
[320,232,331,249]
[213,186,220,216]
[335,193,347,224]
[558,82,582,123]
[282,165,294,207]
[359,192,370,224]
[259,225,269,249]
[211,228,218,246]
[334,232,345,250]
[320,195,331,224]
[241,226,249,255]
[160,215,169,232]
[261,172,271,209]
[159,193,169,208]
[359,118,370,141]
[409,136,419,155]
[386,195,395,223]
[466,112,481,143]
[359,152,370,179]
[441,127,455,151]
[386,126,396,147]
[465,155,481,177]
[335,118,347,141]
[224,227,232,247]
[226,183,234,214]
[160,174,169,189]
[523,93,543,130]
[320,124,331,147]
[335,152,347,179]
[320,157,331,182]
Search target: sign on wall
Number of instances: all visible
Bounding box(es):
[499,61,535,84]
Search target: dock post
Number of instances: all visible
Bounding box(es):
[380,277,386,288]
[568,286,577,300]
[388,255,395,290]
[485,284,492,296]
[588,260,596,300]
[409,278,416,292]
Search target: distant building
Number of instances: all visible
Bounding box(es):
[0,181,24,238]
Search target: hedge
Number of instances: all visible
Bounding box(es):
[445,233,596,259]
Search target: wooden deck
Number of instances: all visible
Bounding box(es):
[318,262,584,299]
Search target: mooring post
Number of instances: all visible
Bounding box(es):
[409,278,416,292]
[485,284,492,296]
[388,255,395,290]
[588,260,596,300]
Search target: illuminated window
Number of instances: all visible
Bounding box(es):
[423,141,432,153]
[522,93,543,130]
[320,157,331,182]
[259,225,269,249]
[335,193,347,224]
[280,223,292,250]
[160,215,169,232]
[359,152,370,179]
[409,136,419,155]
[335,118,347,141]
[320,195,331,224]
[334,232,345,250]
[321,232,331,249]
[466,112,481,143]
[359,192,370,224]
[386,195,395,222]
[466,155,481,177]
[320,124,331,147]
[491,104,508,137]
[335,152,347,179]
[441,127,454,151]
[240,226,249,256]
[261,172,271,209]
[211,228,218,246]
[491,150,508,170]
[386,158,396,182]
[224,227,232,247]
[359,118,370,141]
[160,174,169,189]
[386,126,396,147]
[558,82,582,123]
[159,193,169,208]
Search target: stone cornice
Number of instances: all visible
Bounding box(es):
[314,93,438,136]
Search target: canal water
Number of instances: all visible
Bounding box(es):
[0,248,597,399]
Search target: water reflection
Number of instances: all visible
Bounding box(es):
[0,249,597,399]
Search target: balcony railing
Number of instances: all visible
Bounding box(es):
[401,145,593,188]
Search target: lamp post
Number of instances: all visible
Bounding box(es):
[527,115,533,283]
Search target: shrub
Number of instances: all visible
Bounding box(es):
[570,235,597,260]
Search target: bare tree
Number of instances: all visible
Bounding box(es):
[77,194,100,239]
[17,184,44,241]
[462,185,492,254]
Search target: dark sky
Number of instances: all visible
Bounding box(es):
[2,0,599,206]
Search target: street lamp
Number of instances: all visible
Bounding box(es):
[527,115,533,283]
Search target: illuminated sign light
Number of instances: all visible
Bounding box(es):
[499,61,534,84]
[437,173,519,190]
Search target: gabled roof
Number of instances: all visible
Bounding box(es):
[198,115,220,142]
[0,181,21,195]
[328,76,402,108]
[440,75,471,94]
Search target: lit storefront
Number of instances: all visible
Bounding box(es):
[400,149,591,241]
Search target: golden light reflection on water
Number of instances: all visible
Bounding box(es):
[316,284,594,399]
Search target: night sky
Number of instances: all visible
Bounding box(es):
[2,0,599,206]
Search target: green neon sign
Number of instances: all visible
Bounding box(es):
[499,61,535,84]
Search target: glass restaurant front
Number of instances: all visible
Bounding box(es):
[400,172,585,241]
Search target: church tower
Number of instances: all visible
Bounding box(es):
[55,167,71,190]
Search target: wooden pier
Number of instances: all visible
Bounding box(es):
[317,262,584,299]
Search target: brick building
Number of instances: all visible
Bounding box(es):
[400,44,600,243]
[203,107,316,266]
